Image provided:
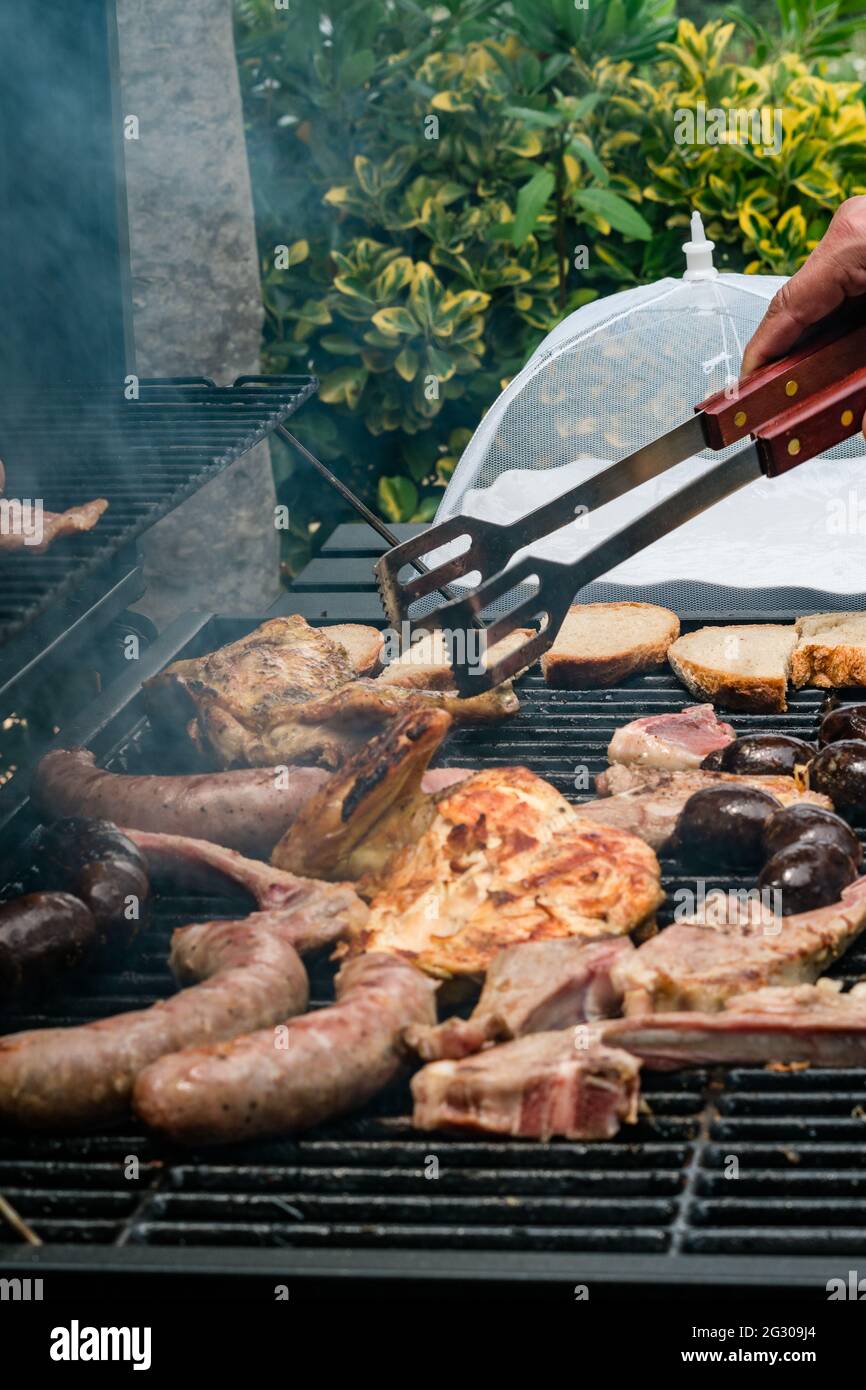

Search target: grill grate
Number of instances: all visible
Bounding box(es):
[0,376,315,650]
[1,623,866,1283]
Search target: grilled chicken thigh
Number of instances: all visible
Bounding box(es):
[341,766,663,979]
[144,614,517,770]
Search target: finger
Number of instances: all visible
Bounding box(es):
[741,196,866,377]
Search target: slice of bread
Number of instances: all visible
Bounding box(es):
[378,628,534,690]
[667,624,796,713]
[541,602,680,688]
[327,623,384,676]
[792,612,866,689]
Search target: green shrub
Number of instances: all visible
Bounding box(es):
[234,0,866,574]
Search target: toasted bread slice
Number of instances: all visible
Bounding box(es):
[378,628,534,690]
[668,624,796,713]
[327,623,384,676]
[792,612,866,689]
[541,602,680,689]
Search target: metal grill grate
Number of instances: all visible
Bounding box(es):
[1,628,866,1283]
[0,376,316,646]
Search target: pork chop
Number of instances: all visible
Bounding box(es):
[405,936,633,1061]
[411,1030,641,1140]
[612,876,866,1014]
[607,705,735,772]
[604,979,866,1069]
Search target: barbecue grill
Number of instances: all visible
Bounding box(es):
[2,577,866,1298]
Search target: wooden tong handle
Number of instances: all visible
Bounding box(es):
[696,317,866,449]
[753,363,866,476]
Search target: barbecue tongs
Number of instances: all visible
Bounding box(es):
[375,316,866,694]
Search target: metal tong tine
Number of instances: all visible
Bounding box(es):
[374,314,866,695]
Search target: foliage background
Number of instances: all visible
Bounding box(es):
[233,0,866,577]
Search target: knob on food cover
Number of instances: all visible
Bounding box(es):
[682,210,718,281]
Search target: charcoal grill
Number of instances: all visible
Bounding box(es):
[2,595,866,1296]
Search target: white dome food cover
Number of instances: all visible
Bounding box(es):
[434,268,866,607]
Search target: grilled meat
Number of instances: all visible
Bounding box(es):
[577,765,832,850]
[33,747,330,858]
[341,765,663,979]
[411,1030,641,1141]
[612,876,866,1015]
[607,705,735,772]
[0,497,108,553]
[133,952,436,1145]
[273,707,452,882]
[143,614,517,770]
[0,872,365,1129]
[604,979,866,1069]
[406,936,633,1061]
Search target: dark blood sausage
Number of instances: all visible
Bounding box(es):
[34,818,150,948]
[0,893,96,1001]
[0,876,365,1129]
[133,953,437,1145]
[32,748,331,858]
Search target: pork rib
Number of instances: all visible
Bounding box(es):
[405,936,633,1061]
[604,980,866,1069]
[612,876,866,1015]
[411,1030,641,1141]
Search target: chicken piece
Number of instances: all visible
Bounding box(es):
[603,978,866,1069]
[273,707,452,881]
[144,614,517,770]
[339,765,663,979]
[0,497,108,553]
[406,936,633,1061]
[143,615,378,746]
[411,1030,641,1140]
[607,705,735,772]
[577,766,831,850]
[612,876,866,1015]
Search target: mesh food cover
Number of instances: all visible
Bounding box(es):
[433,218,866,608]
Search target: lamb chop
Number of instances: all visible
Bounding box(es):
[576,765,831,850]
[411,1029,641,1141]
[612,876,866,1015]
[405,936,633,1061]
[607,705,735,772]
[143,614,518,770]
[604,979,866,1069]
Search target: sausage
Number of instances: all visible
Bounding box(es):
[34,818,150,948]
[0,876,366,1129]
[133,953,437,1145]
[0,893,96,1000]
[32,748,331,858]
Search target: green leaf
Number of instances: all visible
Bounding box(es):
[378,475,418,523]
[318,365,369,409]
[412,496,440,523]
[339,48,375,89]
[573,187,652,240]
[566,138,609,186]
[504,104,567,129]
[512,170,555,247]
[372,306,419,337]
